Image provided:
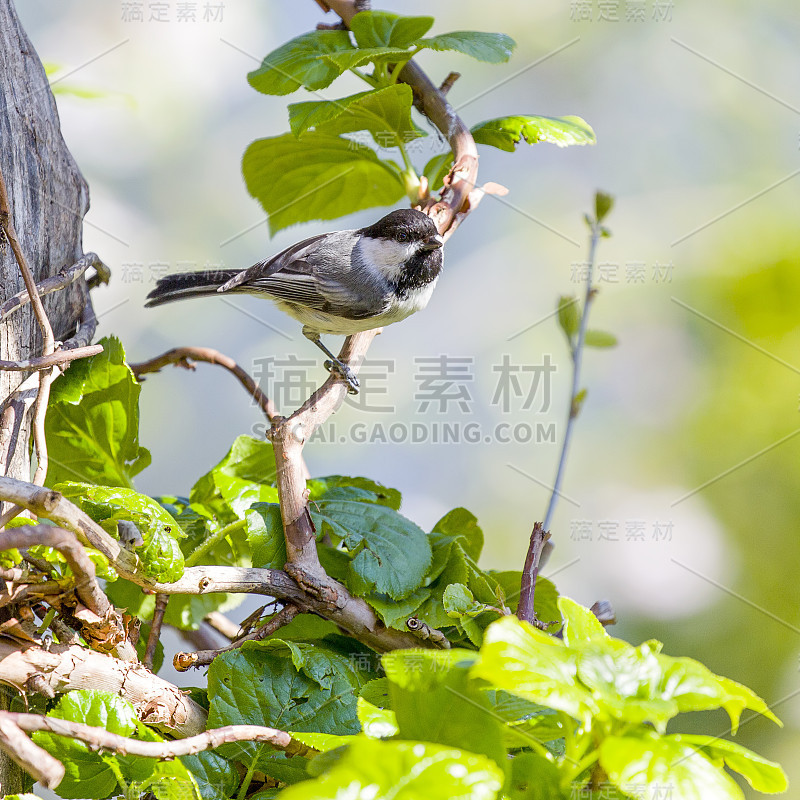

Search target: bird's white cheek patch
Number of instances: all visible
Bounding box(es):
[357,237,415,282]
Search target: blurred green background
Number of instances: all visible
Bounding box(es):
[16,1,800,797]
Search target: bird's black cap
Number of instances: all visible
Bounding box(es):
[360,208,439,243]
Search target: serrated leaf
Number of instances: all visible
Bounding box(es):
[243,133,405,235]
[207,639,370,778]
[556,295,580,341]
[190,435,278,520]
[475,617,599,726]
[178,752,240,800]
[350,11,434,48]
[673,734,788,793]
[418,31,516,63]
[248,30,354,96]
[56,482,184,583]
[288,84,422,145]
[443,583,478,617]
[432,507,484,562]
[583,329,618,348]
[600,733,746,800]
[311,496,431,599]
[471,115,595,151]
[322,46,415,72]
[45,335,150,488]
[278,738,504,800]
[559,596,607,644]
[383,648,506,768]
[33,691,153,799]
[308,475,401,510]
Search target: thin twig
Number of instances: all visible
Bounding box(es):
[0,163,57,487]
[2,711,315,759]
[174,604,299,671]
[438,71,461,96]
[0,253,107,325]
[129,346,279,423]
[0,713,64,789]
[143,594,169,670]
[541,222,603,533]
[517,522,552,627]
[0,344,103,372]
[0,525,136,662]
[0,503,25,528]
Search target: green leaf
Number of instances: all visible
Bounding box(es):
[311,494,432,599]
[33,691,150,799]
[383,648,506,768]
[248,30,354,95]
[716,676,781,732]
[45,335,150,488]
[56,482,184,583]
[471,115,595,151]
[246,503,286,569]
[308,475,401,510]
[288,84,423,145]
[583,329,618,348]
[350,11,434,48]
[595,191,614,223]
[322,46,415,72]
[190,435,278,519]
[242,132,405,235]
[473,616,598,726]
[556,296,580,341]
[178,752,239,800]
[443,583,480,617]
[277,738,504,800]
[432,507,484,562]
[673,735,788,793]
[423,151,453,193]
[559,596,607,644]
[505,752,566,799]
[207,639,369,778]
[418,31,516,63]
[357,696,398,739]
[600,733,746,800]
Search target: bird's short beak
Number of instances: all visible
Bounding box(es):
[421,234,444,251]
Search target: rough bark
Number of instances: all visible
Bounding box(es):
[0,0,90,484]
[0,1,91,789]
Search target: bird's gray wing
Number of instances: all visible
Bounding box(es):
[219,231,378,318]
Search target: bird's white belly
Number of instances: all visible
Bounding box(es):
[273,279,438,335]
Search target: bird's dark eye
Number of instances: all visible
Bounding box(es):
[397,232,409,243]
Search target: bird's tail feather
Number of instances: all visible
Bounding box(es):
[145,270,242,307]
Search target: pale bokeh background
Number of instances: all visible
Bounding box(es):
[15,1,800,797]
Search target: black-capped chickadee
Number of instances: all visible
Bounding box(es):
[145,209,444,393]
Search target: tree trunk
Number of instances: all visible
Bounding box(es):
[0,0,90,485]
[0,0,92,791]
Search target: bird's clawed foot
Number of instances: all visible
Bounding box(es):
[324,359,360,394]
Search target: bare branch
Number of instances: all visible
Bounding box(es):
[0,344,103,372]
[438,71,461,96]
[204,611,241,640]
[0,525,136,661]
[59,290,99,352]
[3,711,315,759]
[174,604,299,671]
[0,641,208,737]
[517,522,552,628]
[130,346,279,423]
[143,594,168,670]
[0,253,107,325]
[0,712,64,789]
